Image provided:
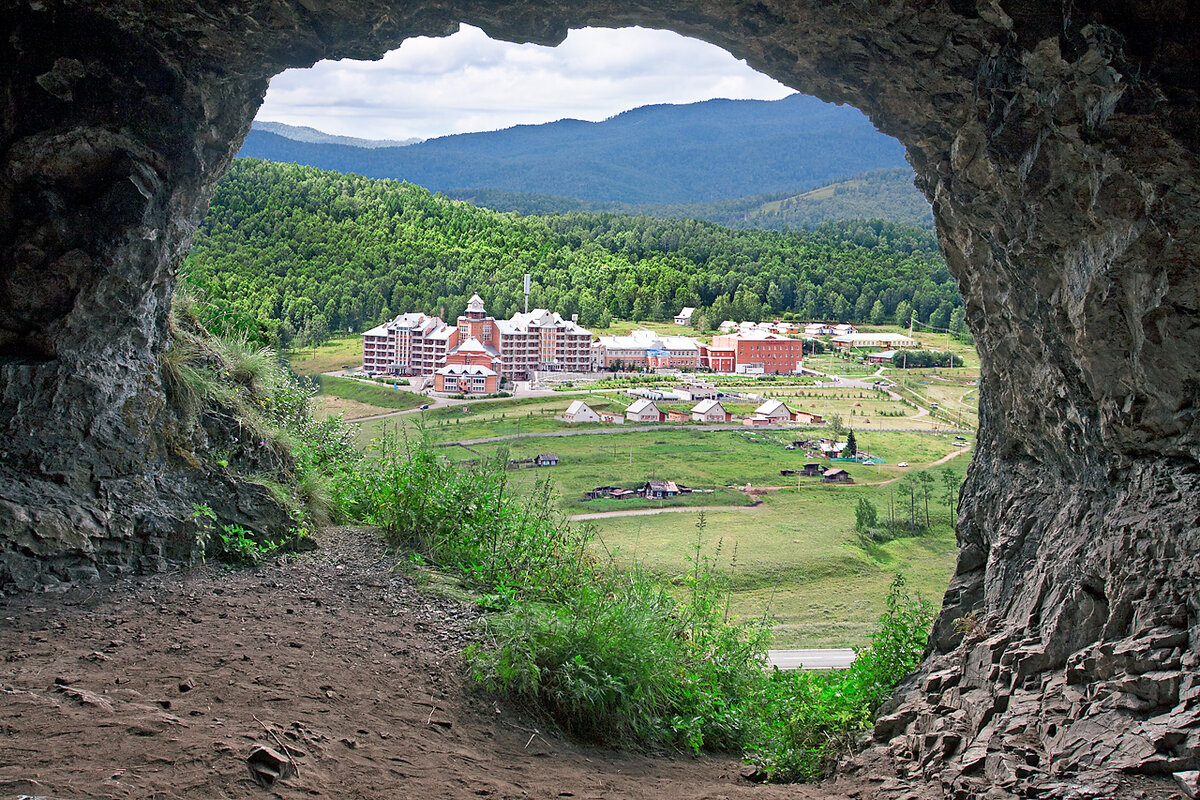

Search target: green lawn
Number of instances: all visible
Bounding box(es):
[589,472,964,649]
[286,335,364,377]
[316,375,425,411]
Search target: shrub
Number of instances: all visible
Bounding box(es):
[743,575,933,781]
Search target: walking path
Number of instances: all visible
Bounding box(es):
[569,504,759,521]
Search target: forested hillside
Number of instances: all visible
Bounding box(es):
[184,159,960,343]
[452,168,934,231]
[237,94,908,205]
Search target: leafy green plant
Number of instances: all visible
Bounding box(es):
[743,574,933,781]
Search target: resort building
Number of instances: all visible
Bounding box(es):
[711,329,805,374]
[362,312,458,375]
[364,293,594,381]
[830,332,917,350]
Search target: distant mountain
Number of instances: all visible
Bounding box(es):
[237,94,910,206]
[252,121,422,149]
[450,168,934,231]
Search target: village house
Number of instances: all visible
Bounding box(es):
[625,398,664,423]
[794,411,826,425]
[800,463,823,477]
[535,453,559,467]
[674,307,695,325]
[821,468,854,483]
[563,400,600,423]
[869,350,897,364]
[718,320,738,333]
[642,480,681,498]
[692,399,731,423]
[754,399,796,422]
[804,322,835,337]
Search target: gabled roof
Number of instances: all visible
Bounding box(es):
[449,337,499,357]
[692,399,726,414]
[755,399,792,417]
[823,468,848,477]
[566,400,595,416]
[646,480,679,492]
[626,398,661,415]
[466,293,487,313]
[436,363,497,377]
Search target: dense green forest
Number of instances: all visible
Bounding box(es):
[237,94,907,205]
[452,168,934,232]
[184,159,960,343]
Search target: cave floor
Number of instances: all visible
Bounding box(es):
[0,526,907,800]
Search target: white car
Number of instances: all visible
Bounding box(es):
[897,462,909,467]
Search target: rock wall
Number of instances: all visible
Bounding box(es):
[2,0,1197,794]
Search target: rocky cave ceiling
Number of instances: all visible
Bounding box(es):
[1,0,1198,796]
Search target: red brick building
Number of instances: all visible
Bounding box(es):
[711,330,804,374]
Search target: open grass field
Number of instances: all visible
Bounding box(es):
[588,472,963,649]
[286,335,364,377]
[460,427,970,510]
[316,375,426,412]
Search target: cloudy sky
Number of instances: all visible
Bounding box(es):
[256,25,794,141]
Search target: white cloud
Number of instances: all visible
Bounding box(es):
[256,25,792,141]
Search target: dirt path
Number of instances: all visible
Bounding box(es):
[0,527,910,800]
[569,504,759,521]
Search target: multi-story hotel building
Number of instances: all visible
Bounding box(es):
[361,312,458,375]
[459,294,594,380]
[362,294,594,384]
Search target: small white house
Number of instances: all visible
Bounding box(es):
[674,307,695,325]
[804,323,834,337]
[753,399,795,422]
[563,400,601,423]
[691,399,731,423]
[625,398,664,423]
[718,320,738,334]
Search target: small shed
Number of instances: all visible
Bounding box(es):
[535,453,559,467]
[821,468,854,484]
[800,463,823,477]
[666,410,690,423]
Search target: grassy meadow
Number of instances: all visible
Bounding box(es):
[587,473,963,648]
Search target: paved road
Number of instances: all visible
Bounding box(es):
[766,648,857,671]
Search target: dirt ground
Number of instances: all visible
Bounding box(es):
[3,527,901,800]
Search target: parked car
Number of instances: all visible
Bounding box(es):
[897,462,909,467]
[419,403,430,410]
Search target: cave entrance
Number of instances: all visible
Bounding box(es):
[210,22,957,650]
[5,2,1199,788]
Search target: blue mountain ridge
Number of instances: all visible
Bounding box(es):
[238,94,909,206]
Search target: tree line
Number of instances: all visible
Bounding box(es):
[183,159,962,346]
